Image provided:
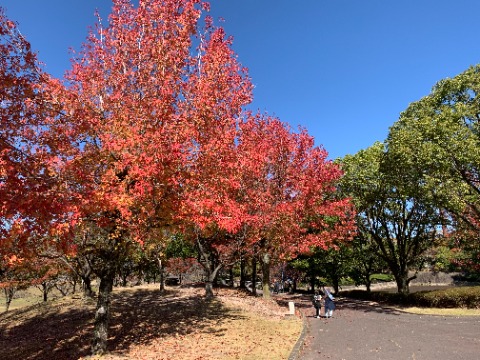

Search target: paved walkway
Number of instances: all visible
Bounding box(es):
[293,296,480,360]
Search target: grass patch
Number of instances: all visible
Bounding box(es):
[402,307,480,316]
[370,273,394,282]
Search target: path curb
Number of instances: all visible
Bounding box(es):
[288,307,309,360]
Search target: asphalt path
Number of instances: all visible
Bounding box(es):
[295,297,480,360]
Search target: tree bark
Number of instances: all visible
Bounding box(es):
[229,267,234,287]
[261,252,271,299]
[78,257,94,297]
[251,256,257,296]
[4,287,15,312]
[91,270,115,355]
[196,236,222,299]
[365,278,372,293]
[204,281,214,298]
[157,257,165,292]
[42,282,48,302]
[239,256,246,289]
[332,276,340,295]
[394,270,411,295]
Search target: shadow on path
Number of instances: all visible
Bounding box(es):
[292,295,480,360]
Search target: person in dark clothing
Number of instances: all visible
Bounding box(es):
[312,290,323,318]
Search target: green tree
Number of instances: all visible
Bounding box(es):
[348,236,386,293]
[309,246,353,294]
[340,142,442,294]
[387,65,480,272]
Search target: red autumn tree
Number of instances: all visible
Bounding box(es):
[56,0,252,353]
[0,8,74,299]
[178,21,253,297]
[2,0,355,355]
[236,115,355,298]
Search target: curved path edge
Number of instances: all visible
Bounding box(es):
[288,307,309,360]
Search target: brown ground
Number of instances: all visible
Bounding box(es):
[0,284,302,360]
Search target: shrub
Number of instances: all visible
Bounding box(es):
[339,276,355,286]
[370,274,394,283]
[411,287,480,308]
[340,286,480,309]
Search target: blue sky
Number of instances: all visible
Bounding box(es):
[2,0,479,159]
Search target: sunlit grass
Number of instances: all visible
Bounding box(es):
[402,307,480,316]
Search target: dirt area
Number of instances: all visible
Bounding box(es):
[0,284,302,360]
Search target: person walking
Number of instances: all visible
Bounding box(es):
[323,287,335,318]
[312,290,323,318]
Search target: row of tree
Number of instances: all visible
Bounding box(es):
[3,0,480,355]
[0,1,354,355]
[337,64,480,294]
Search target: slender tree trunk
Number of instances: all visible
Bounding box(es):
[239,256,246,289]
[135,269,143,286]
[251,256,257,296]
[229,267,234,287]
[332,276,340,295]
[4,287,15,312]
[364,260,373,293]
[42,282,48,302]
[204,263,223,299]
[261,252,271,299]
[157,257,165,292]
[83,275,95,298]
[91,270,115,355]
[72,276,77,294]
[308,257,316,293]
[365,278,372,293]
[121,273,128,287]
[196,236,223,298]
[60,255,94,297]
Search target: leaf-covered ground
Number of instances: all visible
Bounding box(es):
[0,284,302,360]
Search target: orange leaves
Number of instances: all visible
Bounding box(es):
[5,254,23,266]
[1,0,354,282]
[233,114,355,258]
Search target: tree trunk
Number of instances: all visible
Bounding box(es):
[394,271,410,295]
[309,270,316,294]
[308,257,316,293]
[157,257,165,292]
[365,278,372,293]
[261,252,271,299]
[251,256,257,296]
[72,276,77,294]
[121,273,128,287]
[4,287,15,312]
[229,267,234,287]
[239,256,246,289]
[83,275,95,298]
[332,276,340,295]
[204,263,223,299]
[135,269,143,286]
[42,282,48,302]
[196,237,223,298]
[91,271,115,355]
[203,280,213,298]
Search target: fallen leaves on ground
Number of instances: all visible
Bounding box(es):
[1,284,302,360]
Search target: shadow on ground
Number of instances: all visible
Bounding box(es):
[273,292,403,317]
[0,287,243,360]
